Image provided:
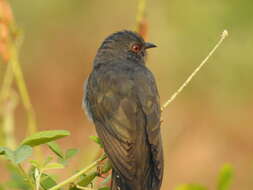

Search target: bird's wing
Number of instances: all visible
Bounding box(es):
[86,65,142,181]
[86,64,163,187]
[133,67,163,187]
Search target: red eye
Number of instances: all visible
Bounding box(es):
[131,44,141,53]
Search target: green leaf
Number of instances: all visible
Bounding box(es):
[101,160,112,174]
[30,160,42,169]
[47,142,64,158]
[6,165,31,190]
[89,136,103,147]
[174,184,207,190]
[0,147,15,162]
[58,157,67,166]
[21,130,70,147]
[0,147,6,155]
[78,171,98,187]
[0,146,32,164]
[98,187,110,190]
[42,162,64,171]
[218,164,234,190]
[58,148,79,166]
[40,174,57,190]
[65,148,79,160]
[14,145,33,164]
[43,156,53,166]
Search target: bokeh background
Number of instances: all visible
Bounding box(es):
[1,0,253,189]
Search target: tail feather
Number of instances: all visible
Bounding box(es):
[111,169,133,190]
[111,168,161,190]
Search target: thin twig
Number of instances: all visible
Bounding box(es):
[136,0,146,25]
[0,0,38,136]
[136,0,148,39]
[34,168,41,190]
[48,154,107,190]
[161,30,229,111]
[0,62,13,100]
[0,62,16,148]
[10,46,37,135]
[1,90,17,149]
[17,164,36,190]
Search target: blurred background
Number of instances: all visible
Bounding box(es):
[1,0,253,189]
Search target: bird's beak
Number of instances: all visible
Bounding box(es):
[144,42,157,49]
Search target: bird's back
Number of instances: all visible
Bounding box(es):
[84,61,163,190]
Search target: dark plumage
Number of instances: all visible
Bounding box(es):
[83,30,163,190]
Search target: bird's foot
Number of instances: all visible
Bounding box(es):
[97,164,106,178]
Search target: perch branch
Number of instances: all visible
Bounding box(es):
[48,154,107,190]
[161,30,229,111]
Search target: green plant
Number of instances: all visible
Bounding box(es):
[0,130,111,190]
[174,164,234,190]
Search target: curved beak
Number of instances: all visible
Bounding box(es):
[144,42,157,49]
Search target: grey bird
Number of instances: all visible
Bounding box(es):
[83,30,163,190]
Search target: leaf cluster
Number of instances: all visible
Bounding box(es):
[0,130,111,190]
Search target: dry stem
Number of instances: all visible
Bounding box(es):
[161,30,229,111]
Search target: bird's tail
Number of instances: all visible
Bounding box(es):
[111,169,134,190]
[111,168,161,190]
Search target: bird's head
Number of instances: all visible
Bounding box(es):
[94,30,156,65]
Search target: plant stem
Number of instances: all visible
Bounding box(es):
[2,90,17,149]
[0,62,15,147]
[0,62,13,100]
[136,0,148,38]
[10,46,37,135]
[136,0,146,26]
[48,154,107,190]
[34,168,42,190]
[17,163,36,190]
[161,30,229,111]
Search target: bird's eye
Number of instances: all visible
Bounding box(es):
[131,44,141,53]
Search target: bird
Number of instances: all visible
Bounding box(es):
[83,30,163,190]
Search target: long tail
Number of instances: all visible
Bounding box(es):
[110,168,161,190]
[111,169,133,190]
